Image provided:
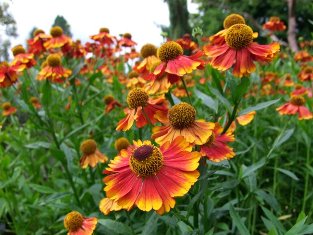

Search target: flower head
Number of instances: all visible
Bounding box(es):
[2,102,17,116]
[44,26,72,49]
[11,44,36,70]
[0,62,21,88]
[263,16,286,32]
[276,95,312,120]
[80,139,108,168]
[114,137,130,152]
[64,211,97,235]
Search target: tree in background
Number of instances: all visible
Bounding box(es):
[52,15,72,37]
[0,2,17,61]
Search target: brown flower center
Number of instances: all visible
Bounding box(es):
[225,24,253,49]
[223,14,246,29]
[114,137,130,152]
[130,145,163,177]
[80,139,97,155]
[2,102,11,110]
[47,54,61,67]
[33,29,45,37]
[100,27,110,33]
[169,102,196,129]
[140,43,157,58]
[270,16,281,22]
[157,41,183,62]
[104,95,114,104]
[123,33,132,39]
[29,97,39,104]
[127,88,149,109]
[50,26,63,37]
[12,45,26,56]
[290,96,305,106]
[128,71,139,79]
[64,211,84,232]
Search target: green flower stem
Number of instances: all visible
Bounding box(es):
[165,90,175,106]
[222,99,240,134]
[181,76,192,104]
[71,80,84,125]
[302,140,311,212]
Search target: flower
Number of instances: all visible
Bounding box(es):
[116,88,168,131]
[103,136,200,214]
[175,33,198,53]
[298,66,313,82]
[294,50,312,63]
[44,26,72,50]
[276,95,313,120]
[104,95,122,113]
[0,62,21,88]
[37,54,72,83]
[200,122,235,162]
[29,97,42,109]
[153,41,205,84]
[282,73,294,87]
[99,198,122,215]
[263,17,286,32]
[204,24,280,78]
[63,211,97,235]
[118,33,137,47]
[90,27,116,45]
[2,102,17,116]
[114,137,130,152]
[80,139,108,168]
[27,29,51,56]
[152,102,214,145]
[11,45,36,70]
[236,111,256,126]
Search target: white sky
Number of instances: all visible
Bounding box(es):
[3,0,198,51]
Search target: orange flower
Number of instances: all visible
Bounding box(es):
[294,50,312,63]
[200,122,235,162]
[152,102,214,145]
[80,139,108,168]
[2,102,17,116]
[282,73,294,87]
[103,136,200,214]
[29,97,42,109]
[144,74,171,95]
[291,85,312,97]
[298,66,313,82]
[204,24,280,78]
[104,95,122,113]
[236,111,256,126]
[11,45,36,70]
[0,62,21,88]
[99,198,122,215]
[263,17,286,32]
[126,71,146,90]
[118,33,137,47]
[276,96,313,120]
[44,26,72,50]
[153,41,205,84]
[63,211,97,235]
[67,40,86,58]
[27,29,51,56]
[176,33,198,53]
[116,88,168,131]
[90,27,116,45]
[114,137,130,152]
[37,54,72,83]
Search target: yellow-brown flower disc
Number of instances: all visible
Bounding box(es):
[303,66,312,73]
[2,102,11,110]
[123,33,132,39]
[64,211,84,232]
[99,27,110,33]
[50,26,63,37]
[290,96,305,106]
[47,54,61,67]
[225,24,253,49]
[128,70,139,79]
[270,16,280,22]
[33,29,45,37]
[11,45,26,56]
[140,43,157,58]
[157,41,183,62]
[114,137,130,152]
[295,84,302,89]
[130,145,163,177]
[127,88,149,109]
[223,14,246,29]
[29,97,39,104]
[169,102,196,129]
[80,139,97,155]
[103,95,114,104]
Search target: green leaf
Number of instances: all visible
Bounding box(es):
[29,183,55,194]
[25,141,51,149]
[98,219,132,235]
[239,99,280,115]
[277,168,299,181]
[241,158,266,179]
[255,189,280,212]
[194,89,218,113]
[229,204,250,235]
[267,128,295,159]
[208,87,231,112]
[261,207,286,234]
[231,77,250,103]
[210,67,224,94]
[141,212,159,235]
[41,80,52,106]
[177,221,193,234]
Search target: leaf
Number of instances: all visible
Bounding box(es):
[241,158,266,179]
[194,89,218,113]
[277,168,299,181]
[231,76,250,103]
[210,67,224,94]
[255,189,280,212]
[208,87,231,112]
[141,212,159,235]
[25,141,51,149]
[29,183,55,194]
[41,80,52,106]
[229,204,251,235]
[239,99,280,115]
[267,128,295,159]
[98,219,132,235]
[177,221,193,234]
[261,207,286,234]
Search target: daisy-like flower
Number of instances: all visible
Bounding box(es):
[103,136,200,214]
[37,54,72,83]
[204,24,280,78]
[291,84,312,97]
[152,102,214,145]
[44,26,72,50]
[153,41,205,84]
[276,95,313,120]
[282,73,294,87]
[294,50,312,63]
[104,95,122,113]
[29,97,41,109]
[80,139,108,168]
[126,71,146,90]
[99,198,122,215]
[63,211,97,235]
[11,45,36,70]
[118,33,137,47]
[116,88,168,131]
[0,62,22,88]
[298,65,313,82]
[27,29,51,56]
[2,102,17,117]
[263,17,286,32]
[66,40,86,58]
[176,33,198,54]
[90,27,116,45]
[114,137,130,152]
[200,122,235,162]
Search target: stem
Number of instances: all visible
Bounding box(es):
[222,100,240,134]
[181,76,192,104]
[71,80,84,125]
[165,90,175,106]
[302,142,311,212]
[272,156,279,197]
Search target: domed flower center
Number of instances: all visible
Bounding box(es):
[123,33,132,39]
[157,41,183,62]
[114,137,130,152]
[100,27,110,33]
[33,29,44,37]
[2,102,11,110]
[50,26,63,37]
[64,211,84,232]
[12,45,26,56]
[225,24,253,49]
[127,88,149,109]
[223,14,246,29]
[130,145,163,177]
[270,16,280,22]
[104,95,114,104]
[205,133,215,146]
[128,71,139,79]
[140,44,157,58]
[30,97,39,104]
[290,96,305,106]
[80,139,97,155]
[169,102,196,129]
[304,67,312,73]
[47,54,61,67]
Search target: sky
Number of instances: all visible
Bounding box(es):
[3,0,198,51]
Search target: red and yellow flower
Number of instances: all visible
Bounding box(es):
[27,29,51,56]
[276,95,313,120]
[104,95,122,113]
[152,102,214,145]
[2,102,17,117]
[176,33,198,53]
[44,26,72,50]
[200,122,235,162]
[90,27,116,45]
[298,65,313,82]
[263,17,286,32]
[103,136,200,214]
[204,24,280,78]
[0,62,22,88]
[63,211,97,235]
[236,111,256,126]
[29,97,42,109]
[294,50,312,63]
[80,139,108,168]
[11,45,36,70]
[99,198,122,215]
[118,33,137,47]
[114,137,130,153]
